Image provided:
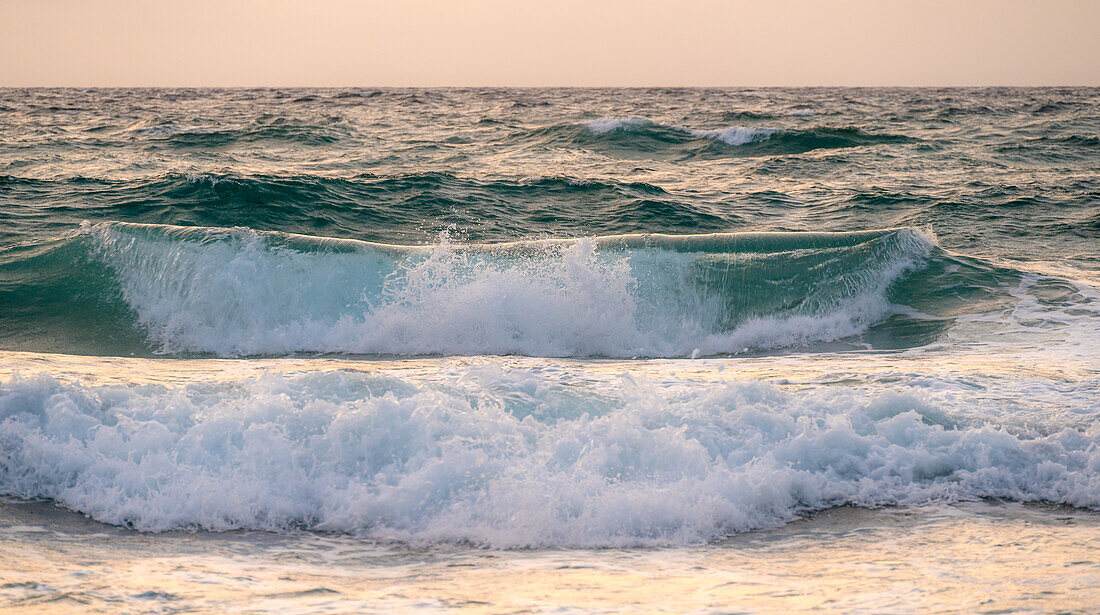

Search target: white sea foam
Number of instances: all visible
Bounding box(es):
[689,126,779,146]
[583,117,650,134]
[84,224,933,357]
[0,367,1096,546]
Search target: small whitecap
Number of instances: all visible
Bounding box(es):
[583,117,650,135]
[689,126,779,146]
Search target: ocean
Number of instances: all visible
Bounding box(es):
[0,87,1097,612]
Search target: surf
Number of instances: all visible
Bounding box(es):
[2,222,954,357]
[0,363,1096,546]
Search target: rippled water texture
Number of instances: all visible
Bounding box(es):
[2,88,1096,260]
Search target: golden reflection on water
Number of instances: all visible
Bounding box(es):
[1,348,1094,388]
[0,503,1097,613]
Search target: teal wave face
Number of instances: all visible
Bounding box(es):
[0,223,1064,358]
[0,238,147,356]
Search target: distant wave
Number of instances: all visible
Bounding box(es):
[331,90,382,100]
[122,116,354,147]
[1047,135,1100,149]
[582,116,778,145]
[993,134,1100,163]
[582,117,780,146]
[0,172,727,242]
[527,117,914,159]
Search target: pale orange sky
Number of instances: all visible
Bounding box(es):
[2,0,1098,87]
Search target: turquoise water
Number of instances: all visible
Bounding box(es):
[0,88,1097,612]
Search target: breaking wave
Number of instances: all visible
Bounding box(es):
[0,367,1096,546]
[1,223,945,357]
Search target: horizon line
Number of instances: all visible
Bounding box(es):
[4,84,1099,89]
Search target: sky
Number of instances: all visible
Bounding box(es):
[2,0,1098,87]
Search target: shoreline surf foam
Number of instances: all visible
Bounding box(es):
[0,365,1096,546]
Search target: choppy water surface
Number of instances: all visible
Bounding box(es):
[1,88,1098,612]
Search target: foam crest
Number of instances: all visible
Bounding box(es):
[0,368,1095,546]
[83,223,934,357]
[689,126,778,146]
[583,117,651,134]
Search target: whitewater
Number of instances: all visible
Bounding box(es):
[1,87,1098,612]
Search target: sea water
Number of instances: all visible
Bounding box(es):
[0,87,1097,612]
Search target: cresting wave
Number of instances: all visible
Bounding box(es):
[2,222,941,357]
[0,368,1096,546]
[584,117,778,145]
[535,117,915,158]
